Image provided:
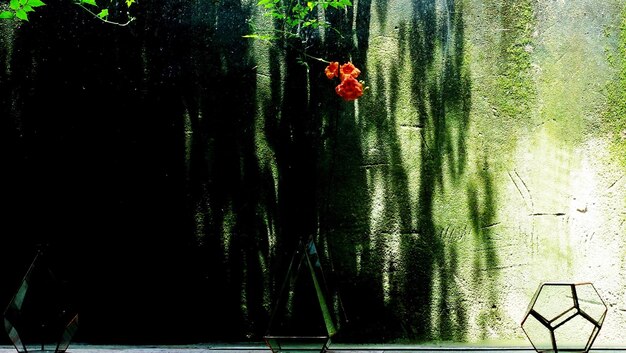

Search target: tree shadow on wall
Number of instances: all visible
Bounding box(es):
[173,0,276,342]
[0,0,504,344]
[256,0,375,338]
[337,0,491,341]
[261,0,494,342]
[467,159,501,341]
[401,0,473,340]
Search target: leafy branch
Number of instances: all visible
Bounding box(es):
[248,0,351,44]
[0,0,135,25]
[0,0,45,21]
[258,0,351,29]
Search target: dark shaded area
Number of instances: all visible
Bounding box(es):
[0,0,499,345]
[0,0,264,344]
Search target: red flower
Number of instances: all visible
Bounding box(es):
[324,61,365,101]
[325,61,339,79]
[335,76,363,101]
[339,62,361,80]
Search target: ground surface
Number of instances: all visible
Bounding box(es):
[0,345,624,353]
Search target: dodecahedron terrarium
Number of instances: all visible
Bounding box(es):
[521,282,607,353]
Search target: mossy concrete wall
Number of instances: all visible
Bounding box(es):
[251,0,626,344]
[1,0,626,346]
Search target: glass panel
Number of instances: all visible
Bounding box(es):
[550,307,577,329]
[575,284,607,325]
[533,284,576,322]
[267,241,336,338]
[56,314,79,353]
[522,313,553,352]
[554,314,595,352]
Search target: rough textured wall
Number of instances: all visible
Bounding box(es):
[300,0,626,344]
[1,0,626,346]
[251,0,626,344]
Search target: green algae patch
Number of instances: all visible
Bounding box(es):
[535,0,617,149]
[494,0,536,122]
[604,3,626,168]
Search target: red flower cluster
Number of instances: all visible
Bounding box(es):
[325,61,364,101]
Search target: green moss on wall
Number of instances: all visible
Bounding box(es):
[494,0,536,121]
[604,3,626,168]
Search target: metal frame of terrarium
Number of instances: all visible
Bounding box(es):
[521,282,607,353]
[264,238,337,353]
[3,250,79,353]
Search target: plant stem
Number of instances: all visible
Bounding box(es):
[303,53,330,63]
[75,3,134,26]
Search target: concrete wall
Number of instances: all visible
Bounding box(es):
[1,0,625,346]
[251,0,626,345]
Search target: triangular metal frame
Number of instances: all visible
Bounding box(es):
[264,237,337,353]
[3,251,79,353]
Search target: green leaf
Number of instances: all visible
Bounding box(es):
[259,0,275,8]
[0,10,14,18]
[125,0,134,7]
[268,12,285,19]
[22,5,34,12]
[307,1,314,10]
[81,0,97,6]
[28,0,45,7]
[9,0,19,10]
[286,18,300,27]
[15,9,27,20]
[97,8,108,18]
[329,0,350,8]
[242,33,275,41]
[19,0,27,6]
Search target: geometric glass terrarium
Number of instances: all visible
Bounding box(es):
[521,282,607,353]
[264,239,336,353]
[3,250,79,353]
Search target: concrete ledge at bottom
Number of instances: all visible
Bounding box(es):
[0,345,624,353]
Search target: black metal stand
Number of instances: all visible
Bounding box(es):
[263,238,337,353]
[3,249,79,353]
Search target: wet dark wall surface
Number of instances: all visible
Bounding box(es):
[0,0,267,344]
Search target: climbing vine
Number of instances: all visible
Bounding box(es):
[245,0,352,42]
[0,0,134,25]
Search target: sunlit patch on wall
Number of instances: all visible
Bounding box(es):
[222,201,235,260]
[355,243,362,275]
